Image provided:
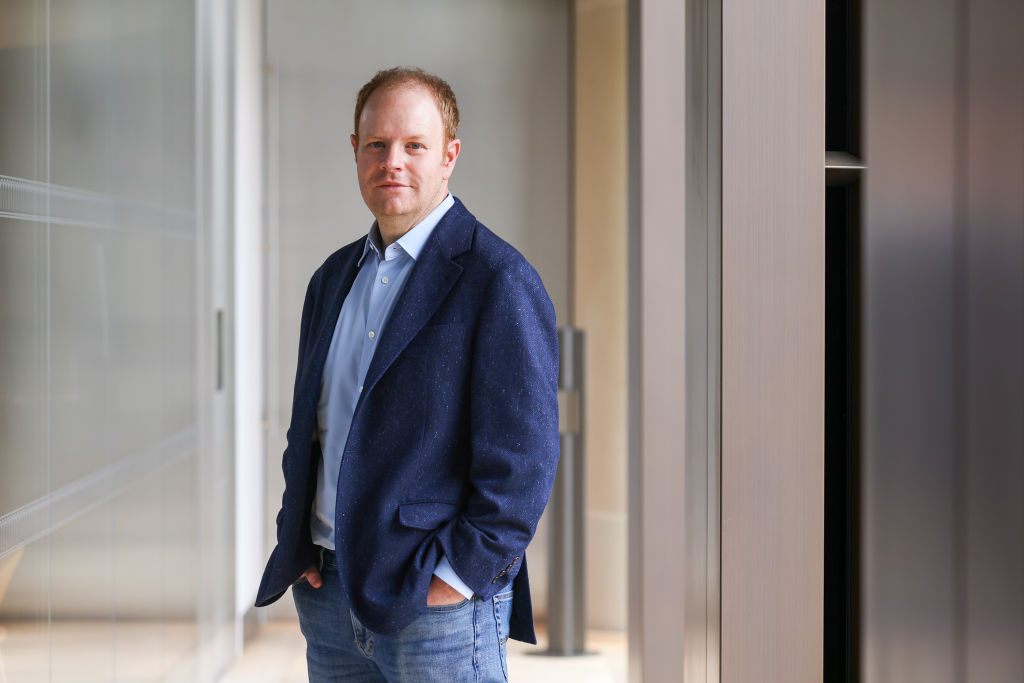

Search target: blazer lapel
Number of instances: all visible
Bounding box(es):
[359,205,473,400]
[302,243,362,410]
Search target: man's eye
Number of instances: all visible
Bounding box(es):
[408,142,423,150]
[369,141,385,149]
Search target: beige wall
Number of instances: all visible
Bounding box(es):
[574,0,629,633]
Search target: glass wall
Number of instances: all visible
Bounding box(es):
[0,2,224,680]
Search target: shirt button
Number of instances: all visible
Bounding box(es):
[381,276,389,285]
[368,330,376,339]
[358,385,363,393]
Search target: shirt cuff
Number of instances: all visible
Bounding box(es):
[433,555,475,600]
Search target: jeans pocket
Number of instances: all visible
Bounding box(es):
[424,597,471,613]
[492,590,513,681]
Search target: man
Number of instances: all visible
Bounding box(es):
[255,67,560,682]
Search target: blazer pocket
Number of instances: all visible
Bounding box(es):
[398,501,460,530]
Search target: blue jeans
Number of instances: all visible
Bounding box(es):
[292,549,512,682]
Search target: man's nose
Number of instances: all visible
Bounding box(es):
[381,145,403,170]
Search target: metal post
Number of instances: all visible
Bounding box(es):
[543,327,589,655]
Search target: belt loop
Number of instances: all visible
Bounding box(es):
[317,546,326,572]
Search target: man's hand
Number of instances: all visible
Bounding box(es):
[426,574,466,606]
[300,565,323,589]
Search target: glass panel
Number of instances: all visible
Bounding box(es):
[0,218,48,511]
[49,223,116,488]
[0,0,47,181]
[159,456,200,681]
[162,235,198,433]
[49,0,115,196]
[108,227,166,461]
[112,476,166,681]
[0,2,51,679]
[107,1,165,208]
[49,499,115,683]
[0,540,51,681]
[2,0,204,679]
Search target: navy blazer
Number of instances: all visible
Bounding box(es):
[255,198,560,644]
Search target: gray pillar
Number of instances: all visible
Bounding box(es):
[544,327,587,656]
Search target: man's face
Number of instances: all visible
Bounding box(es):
[351,84,460,234]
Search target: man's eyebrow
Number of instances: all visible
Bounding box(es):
[362,133,430,141]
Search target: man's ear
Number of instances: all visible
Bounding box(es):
[350,133,358,156]
[443,138,461,177]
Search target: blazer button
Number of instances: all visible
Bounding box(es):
[492,556,521,583]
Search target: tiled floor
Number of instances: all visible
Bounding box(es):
[222,621,627,683]
[0,619,625,682]
[1,620,202,682]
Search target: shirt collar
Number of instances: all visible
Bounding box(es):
[359,193,455,266]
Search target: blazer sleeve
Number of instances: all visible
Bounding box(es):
[440,257,560,598]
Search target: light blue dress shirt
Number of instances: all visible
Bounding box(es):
[312,193,473,599]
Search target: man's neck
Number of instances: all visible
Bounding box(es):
[377,217,421,249]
